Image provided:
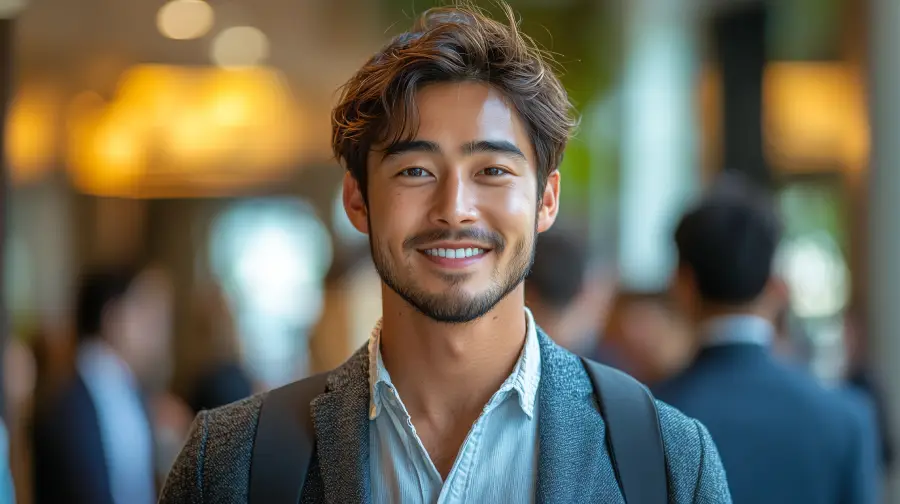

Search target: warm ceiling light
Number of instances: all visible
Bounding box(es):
[157,0,214,40]
[211,26,270,68]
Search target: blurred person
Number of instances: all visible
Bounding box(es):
[4,337,35,504]
[0,420,14,504]
[308,245,382,374]
[654,173,881,504]
[161,4,731,503]
[184,284,254,414]
[32,264,166,504]
[524,228,611,358]
[602,291,694,385]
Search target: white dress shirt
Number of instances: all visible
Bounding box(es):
[368,308,541,504]
[77,341,156,504]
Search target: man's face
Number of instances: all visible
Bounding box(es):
[344,82,559,323]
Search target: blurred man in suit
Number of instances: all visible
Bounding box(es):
[32,265,169,504]
[654,173,881,504]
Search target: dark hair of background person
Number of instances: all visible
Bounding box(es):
[674,172,782,305]
[526,229,588,310]
[331,1,578,203]
[75,264,144,343]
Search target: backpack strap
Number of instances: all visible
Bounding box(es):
[581,357,668,504]
[249,372,329,504]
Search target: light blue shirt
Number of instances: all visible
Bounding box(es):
[77,341,156,504]
[368,308,541,504]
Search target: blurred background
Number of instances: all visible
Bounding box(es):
[1,0,899,502]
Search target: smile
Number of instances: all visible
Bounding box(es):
[422,247,487,258]
[417,245,492,270]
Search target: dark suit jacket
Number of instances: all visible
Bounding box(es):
[653,343,881,504]
[32,372,158,504]
[32,375,115,504]
[160,330,732,503]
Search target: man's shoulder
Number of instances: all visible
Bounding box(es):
[655,398,732,503]
[197,392,268,457]
[160,392,267,503]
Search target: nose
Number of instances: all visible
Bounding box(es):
[428,172,478,227]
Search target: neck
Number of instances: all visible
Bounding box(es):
[379,283,528,424]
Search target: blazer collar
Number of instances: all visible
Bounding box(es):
[310,344,372,504]
[308,327,622,504]
[534,328,624,503]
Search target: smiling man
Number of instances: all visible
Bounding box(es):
[160,4,731,503]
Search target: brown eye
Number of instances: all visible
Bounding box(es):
[481,167,508,176]
[399,167,429,177]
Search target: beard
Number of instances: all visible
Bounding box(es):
[370,225,536,324]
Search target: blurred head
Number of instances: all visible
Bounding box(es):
[191,283,242,367]
[526,229,609,350]
[672,173,786,323]
[76,264,173,385]
[333,3,575,323]
[526,229,587,313]
[604,291,693,384]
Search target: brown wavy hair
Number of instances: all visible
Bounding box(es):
[331,1,577,203]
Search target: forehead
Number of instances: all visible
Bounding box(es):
[406,81,533,154]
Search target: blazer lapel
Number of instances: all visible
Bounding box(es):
[534,329,625,504]
[310,346,372,504]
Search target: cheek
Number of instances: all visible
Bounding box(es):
[482,188,537,230]
[368,191,420,241]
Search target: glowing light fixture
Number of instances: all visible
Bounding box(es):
[763,62,868,172]
[157,0,214,40]
[65,65,303,197]
[211,26,270,68]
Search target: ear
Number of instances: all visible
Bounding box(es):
[670,264,697,315]
[764,275,790,311]
[342,172,369,235]
[537,170,561,233]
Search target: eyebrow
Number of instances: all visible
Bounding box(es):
[462,140,527,161]
[382,139,527,162]
[382,140,442,158]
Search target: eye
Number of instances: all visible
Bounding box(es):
[481,166,508,177]
[398,167,429,178]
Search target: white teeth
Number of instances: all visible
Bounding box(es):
[424,247,486,258]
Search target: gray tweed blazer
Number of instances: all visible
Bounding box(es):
[159,330,732,503]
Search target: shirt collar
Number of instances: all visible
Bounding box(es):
[701,314,775,348]
[368,308,541,420]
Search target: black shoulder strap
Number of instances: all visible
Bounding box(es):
[581,357,668,504]
[249,372,329,504]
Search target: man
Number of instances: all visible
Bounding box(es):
[524,228,610,359]
[161,4,730,503]
[33,265,170,504]
[654,173,881,504]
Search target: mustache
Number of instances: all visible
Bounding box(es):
[404,228,505,252]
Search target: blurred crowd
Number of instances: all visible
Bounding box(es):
[0,171,882,504]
